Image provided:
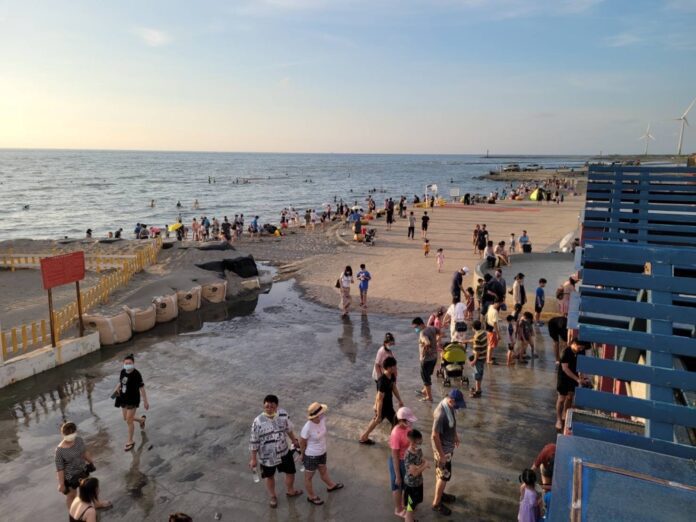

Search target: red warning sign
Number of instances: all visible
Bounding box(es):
[40,252,85,290]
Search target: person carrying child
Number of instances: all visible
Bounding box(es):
[404,429,429,522]
[516,311,535,364]
[357,263,372,310]
[436,248,444,272]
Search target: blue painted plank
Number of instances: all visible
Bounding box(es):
[584,213,696,225]
[570,422,696,460]
[577,357,696,391]
[583,242,696,264]
[584,204,696,214]
[575,388,696,427]
[582,269,696,294]
[586,192,696,203]
[580,296,695,323]
[578,324,696,358]
[582,221,696,235]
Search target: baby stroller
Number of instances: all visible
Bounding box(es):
[439,342,470,387]
[364,228,376,246]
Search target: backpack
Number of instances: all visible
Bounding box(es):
[556,287,564,300]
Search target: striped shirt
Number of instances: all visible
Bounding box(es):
[472,330,487,361]
[55,437,86,481]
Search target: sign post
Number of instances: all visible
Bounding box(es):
[40,252,86,348]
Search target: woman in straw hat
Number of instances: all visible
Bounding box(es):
[299,402,344,505]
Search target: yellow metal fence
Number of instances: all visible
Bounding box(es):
[0,237,162,360]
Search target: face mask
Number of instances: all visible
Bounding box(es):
[414,327,421,334]
[123,364,134,372]
[63,433,77,442]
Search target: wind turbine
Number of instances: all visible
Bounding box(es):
[638,124,655,156]
[676,97,696,155]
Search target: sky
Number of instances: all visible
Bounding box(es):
[1,0,695,155]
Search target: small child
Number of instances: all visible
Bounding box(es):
[404,429,428,522]
[535,278,547,326]
[510,232,517,253]
[357,263,372,309]
[435,248,444,272]
[423,239,430,257]
[464,287,475,322]
[518,468,542,522]
[475,278,485,316]
[467,320,487,398]
[505,314,516,366]
[516,311,535,363]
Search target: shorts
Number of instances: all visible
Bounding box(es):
[556,380,577,397]
[378,408,397,426]
[507,343,515,351]
[487,331,499,350]
[404,484,423,511]
[473,359,485,381]
[435,453,453,482]
[535,305,544,314]
[422,225,428,231]
[302,452,327,472]
[388,456,407,491]
[260,450,296,479]
[420,359,437,386]
[359,287,368,295]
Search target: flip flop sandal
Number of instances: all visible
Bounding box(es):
[359,439,376,445]
[307,496,324,505]
[124,443,135,452]
[269,497,278,508]
[286,490,303,498]
[327,483,344,492]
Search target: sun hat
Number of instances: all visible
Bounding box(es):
[396,406,418,423]
[307,402,328,420]
[448,389,466,409]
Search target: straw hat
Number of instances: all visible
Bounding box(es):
[307,402,328,420]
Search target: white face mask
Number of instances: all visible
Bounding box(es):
[63,433,77,442]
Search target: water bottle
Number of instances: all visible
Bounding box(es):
[252,467,260,483]
[291,444,305,472]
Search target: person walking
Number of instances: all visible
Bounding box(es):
[112,354,149,452]
[55,422,110,513]
[450,266,469,302]
[558,277,577,317]
[357,263,372,309]
[300,402,344,506]
[407,211,416,239]
[485,301,502,364]
[249,395,303,508]
[359,356,402,444]
[512,273,527,321]
[372,333,400,385]
[404,429,429,522]
[421,211,430,238]
[337,266,354,316]
[388,407,418,517]
[431,389,465,516]
[68,477,109,522]
[412,318,439,402]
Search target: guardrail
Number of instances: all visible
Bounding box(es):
[0,237,162,361]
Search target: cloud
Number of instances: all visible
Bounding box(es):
[559,0,604,13]
[133,27,172,47]
[604,32,641,47]
[663,33,696,51]
[664,0,696,12]
[278,76,291,88]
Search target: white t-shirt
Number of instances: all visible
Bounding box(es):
[486,306,499,330]
[447,302,466,336]
[301,418,327,456]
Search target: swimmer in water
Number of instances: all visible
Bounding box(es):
[23,204,30,210]
[150,199,155,208]
[193,199,200,210]
[176,201,182,208]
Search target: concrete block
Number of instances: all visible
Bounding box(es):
[0,332,100,389]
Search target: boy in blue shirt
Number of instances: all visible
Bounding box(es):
[357,263,372,309]
[535,278,547,326]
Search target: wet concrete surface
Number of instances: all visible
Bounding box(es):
[0,281,560,521]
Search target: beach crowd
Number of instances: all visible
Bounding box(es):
[55,181,584,521]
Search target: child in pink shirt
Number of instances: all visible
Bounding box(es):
[436,248,445,272]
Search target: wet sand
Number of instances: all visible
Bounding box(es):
[0,280,560,521]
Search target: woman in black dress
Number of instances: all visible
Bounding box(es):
[112,354,149,451]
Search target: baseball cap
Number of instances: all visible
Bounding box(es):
[461,266,469,273]
[448,389,466,409]
[396,407,418,423]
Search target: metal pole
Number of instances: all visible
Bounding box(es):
[47,288,56,348]
[76,281,85,337]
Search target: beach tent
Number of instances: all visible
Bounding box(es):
[529,188,541,201]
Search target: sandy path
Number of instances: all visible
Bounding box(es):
[295,196,585,316]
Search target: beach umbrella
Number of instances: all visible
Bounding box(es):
[351,205,363,211]
[168,223,183,232]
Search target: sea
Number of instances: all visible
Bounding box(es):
[0,149,588,240]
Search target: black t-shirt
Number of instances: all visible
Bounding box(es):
[421,215,430,228]
[377,374,395,419]
[119,369,144,406]
[557,347,578,389]
[451,271,463,294]
[477,230,489,248]
[483,280,504,304]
